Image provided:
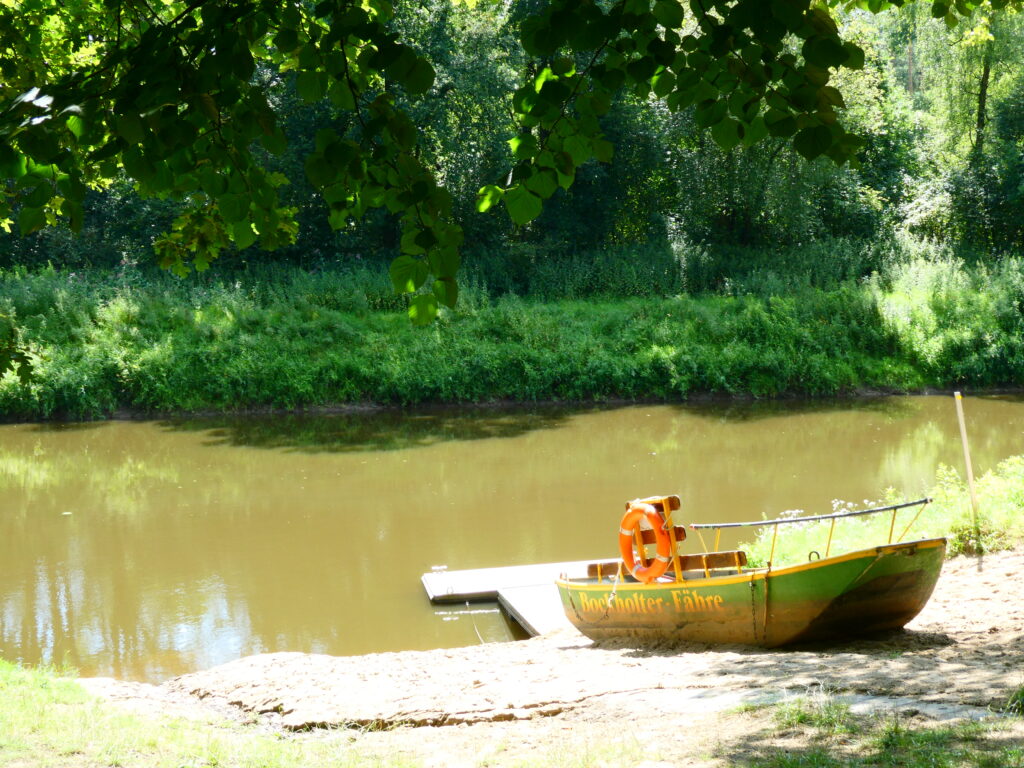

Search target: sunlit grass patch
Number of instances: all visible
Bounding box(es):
[1007,685,1024,716]
[0,660,417,768]
[774,693,857,736]
[735,698,1024,768]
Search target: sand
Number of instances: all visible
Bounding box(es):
[80,547,1024,766]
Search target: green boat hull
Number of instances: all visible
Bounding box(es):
[555,538,947,647]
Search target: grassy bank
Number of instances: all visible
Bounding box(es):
[0,660,411,768]
[0,660,644,768]
[2,660,1019,768]
[2,243,1024,419]
[744,455,1024,566]
[724,692,1024,768]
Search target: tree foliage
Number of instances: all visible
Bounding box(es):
[2,0,1012,336]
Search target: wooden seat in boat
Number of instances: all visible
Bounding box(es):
[676,550,748,572]
[587,550,748,579]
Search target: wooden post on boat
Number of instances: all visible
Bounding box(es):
[953,392,982,548]
[662,496,684,584]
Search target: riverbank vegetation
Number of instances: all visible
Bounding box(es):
[3,237,1024,419]
[745,454,1024,566]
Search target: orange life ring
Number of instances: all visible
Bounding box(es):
[618,502,671,583]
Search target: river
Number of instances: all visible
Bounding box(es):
[1,395,1022,682]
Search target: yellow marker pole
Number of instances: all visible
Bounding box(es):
[954,392,981,546]
[768,525,779,568]
[825,518,836,558]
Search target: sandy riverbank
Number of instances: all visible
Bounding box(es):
[80,547,1024,766]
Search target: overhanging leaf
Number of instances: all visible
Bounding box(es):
[742,115,769,148]
[217,193,249,223]
[653,0,684,28]
[404,59,435,95]
[262,128,288,156]
[0,143,26,179]
[563,134,590,166]
[765,110,798,138]
[296,70,327,103]
[476,185,504,213]
[793,125,834,160]
[843,42,865,70]
[711,118,741,151]
[802,36,848,69]
[409,293,438,325]
[592,138,614,163]
[524,169,558,199]
[230,219,258,249]
[389,254,429,293]
[24,184,52,208]
[504,184,543,225]
[509,134,539,160]
[17,205,45,236]
[433,278,458,308]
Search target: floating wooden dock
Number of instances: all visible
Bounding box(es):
[496,584,569,636]
[422,558,619,637]
[421,558,617,603]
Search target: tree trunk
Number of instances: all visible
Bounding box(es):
[907,40,915,95]
[973,46,992,160]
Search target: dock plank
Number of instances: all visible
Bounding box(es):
[422,558,618,604]
[497,584,571,637]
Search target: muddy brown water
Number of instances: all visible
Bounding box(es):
[2,395,1023,683]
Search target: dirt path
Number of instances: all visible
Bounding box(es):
[82,547,1024,766]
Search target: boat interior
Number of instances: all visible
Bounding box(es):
[583,550,750,583]
[564,494,938,586]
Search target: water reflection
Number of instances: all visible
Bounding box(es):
[1,395,1022,682]
[159,407,576,453]
[155,398,923,454]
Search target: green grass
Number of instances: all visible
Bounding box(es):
[733,694,1024,768]
[2,240,1024,419]
[1008,686,1024,716]
[743,455,1024,566]
[0,659,648,768]
[0,660,416,768]
[774,694,858,736]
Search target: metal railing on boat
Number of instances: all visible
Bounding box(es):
[689,497,933,564]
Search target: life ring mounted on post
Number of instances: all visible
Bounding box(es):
[618,502,672,583]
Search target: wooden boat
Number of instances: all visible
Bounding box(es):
[555,495,946,647]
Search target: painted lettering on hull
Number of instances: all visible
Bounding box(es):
[671,590,725,613]
[575,588,726,618]
[578,593,668,615]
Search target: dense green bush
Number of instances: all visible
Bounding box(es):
[3,238,1024,419]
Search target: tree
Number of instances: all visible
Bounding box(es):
[883,2,1024,245]
[0,0,1012,351]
